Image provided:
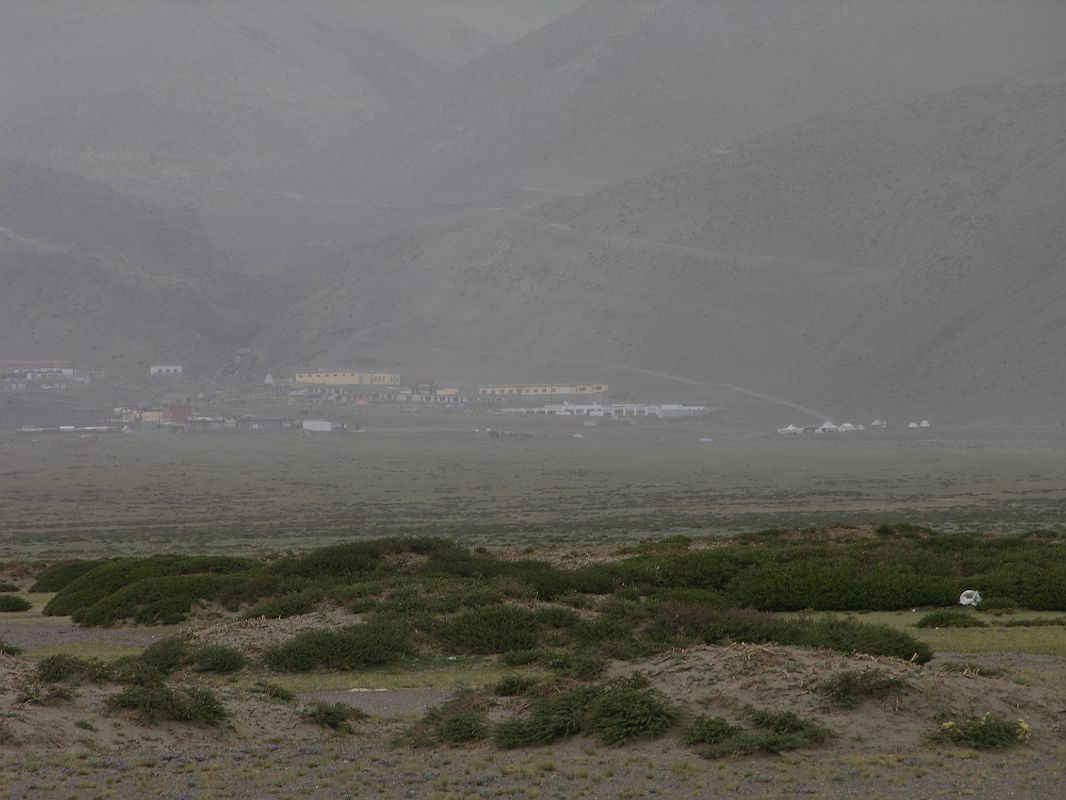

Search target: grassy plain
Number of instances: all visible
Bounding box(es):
[1,414,1065,797]
[2,418,1065,557]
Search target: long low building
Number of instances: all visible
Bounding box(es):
[478,383,608,397]
[501,402,707,418]
[293,370,401,386]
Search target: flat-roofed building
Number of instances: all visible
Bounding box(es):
[294,370,401,386]
[478,383,608,397]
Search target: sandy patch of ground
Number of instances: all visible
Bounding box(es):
[2,643,1064,798]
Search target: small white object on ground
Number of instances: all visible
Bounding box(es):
[959,589,982,606]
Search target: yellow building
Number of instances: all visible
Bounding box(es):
[478,383,608,397]
[294,370,401,387]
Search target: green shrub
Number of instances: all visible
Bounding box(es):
[566,652,609,681]
[0,595,31,612]
[494,675,539,696]
[437,605,540,654]
[494,688,594,748]
[30,560,106,592]
[932,713,1030,748]
[684,715,745,747]
[531,607,580,629]
[746,707,831,741]
[916,611,987,629]
[43,555,250,621]
[106,685,227,724]
[264,624,411,671]
[436,711,490,745]
[138,638,193,674]
[241,588,321,619]
[37,654,111,684]
[16,680,74,705]
[0,582,19,593]
[654,605,932,663]
[585,679,676,745]
[684,709,831,759]
[0,639,22,656]
[819,669,907,708]
[71,573,235,626]
[302,701,367,733]
[109,659,167,687]
[190,645,247,674]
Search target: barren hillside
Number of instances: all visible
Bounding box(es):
[290,0,1066,208]
[0,161,270,373]
[261,73,1066,423]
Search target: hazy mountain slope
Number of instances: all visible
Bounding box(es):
[0,0,582,195]
[542,76,1066,416]
[292,0,1066,208]
[0,161,267,373]
[262,73,1066,423]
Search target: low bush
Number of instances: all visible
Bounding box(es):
[436,711,490,745]
[37,654,111,684]
[932,713,1030,749]
[0,596,31,612]
[916,610,986,629]
[436,605,541,654]
[565,652,609,681]
[138,638,193,674]
[585,678,676,745]
[494,687,594,748]
[241,588,322,620]
[819,669,907,708]
[43,555,250,622]
[654,605,932,663]
[0,582,19,593]
[403,691,494,747]
[109,659,167,687]
[684,709,831,758]
[0,639,22,656]
[745,707,831,743]
[494,675,540,696]
[264,623,411,671]
[684,715,744,747]
[494,676,676,749]
[15,679,74,706]
[531,607,581,629]
[189,645,247,674]
[106,685,227,725]
[302,701,367,733]
[30,560,107,593]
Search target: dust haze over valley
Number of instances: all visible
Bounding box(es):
[4,5,1066,797]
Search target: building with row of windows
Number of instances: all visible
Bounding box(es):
[477,383,608,397]
[293,370,402,387]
